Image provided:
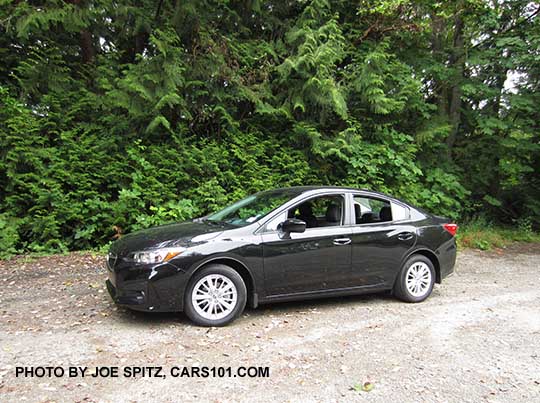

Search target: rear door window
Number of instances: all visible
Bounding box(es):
[353,196,392,224]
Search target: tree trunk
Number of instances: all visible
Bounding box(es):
[446,11,465,159]
[67,0,95,64]
[430,14,449,117]
[134,32,149,58]
[79,29,95,64]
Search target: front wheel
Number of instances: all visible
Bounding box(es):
[184,264,247,327]
[393,255,435,303]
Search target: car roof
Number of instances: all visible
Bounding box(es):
[269,185,390,199]
[263,186,423,212]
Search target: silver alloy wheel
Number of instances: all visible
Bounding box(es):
[191,274,238,320]
[405,261,432,297]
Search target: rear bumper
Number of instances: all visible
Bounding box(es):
[438,239,457,281]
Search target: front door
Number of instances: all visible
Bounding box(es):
[261,194,352,296]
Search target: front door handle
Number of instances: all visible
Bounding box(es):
[397,232,414,241]
[333,238,351,245]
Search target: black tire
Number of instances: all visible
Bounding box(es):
[393,254,436,303]
[184,264,247,327]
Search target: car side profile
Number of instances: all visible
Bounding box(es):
[105,186,457,326]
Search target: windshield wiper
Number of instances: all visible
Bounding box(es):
[203,218,228,226]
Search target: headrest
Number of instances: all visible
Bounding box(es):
[325,204,341,222]
[380,205,392,222]
[299,202,314,216]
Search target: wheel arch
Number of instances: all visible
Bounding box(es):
[404,249,442,284]
[188,257,258,308]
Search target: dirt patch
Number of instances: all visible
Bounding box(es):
[1,245,539,402]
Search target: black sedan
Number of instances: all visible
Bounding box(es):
[106,186,457,326]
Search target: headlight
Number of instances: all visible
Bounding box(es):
[129,247,185,264]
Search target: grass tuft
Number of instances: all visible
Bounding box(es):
[457,217,540,250]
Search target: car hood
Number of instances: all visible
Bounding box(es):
[110,220,231,256]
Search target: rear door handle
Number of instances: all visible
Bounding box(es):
[397,232,414,241]
[333,238,351,245]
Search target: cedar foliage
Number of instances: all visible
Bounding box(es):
[0,0,539,255]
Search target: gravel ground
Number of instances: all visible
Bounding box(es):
[0,244,539,403]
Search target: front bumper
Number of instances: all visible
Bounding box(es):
[105,259,188,312]
[106,279,147,306]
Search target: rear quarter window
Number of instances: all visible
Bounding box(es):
[390,202,410,221]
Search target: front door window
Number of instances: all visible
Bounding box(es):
[288,195,344,228]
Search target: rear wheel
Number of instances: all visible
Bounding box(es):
[393,255,435,302]
[184,264,246,327]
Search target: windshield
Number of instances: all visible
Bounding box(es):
[205,188,302,227]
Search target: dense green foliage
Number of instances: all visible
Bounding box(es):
[0,0,539,255]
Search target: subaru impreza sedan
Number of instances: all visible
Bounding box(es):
[106,186,457,326]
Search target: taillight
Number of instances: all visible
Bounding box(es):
[443,223,458,237]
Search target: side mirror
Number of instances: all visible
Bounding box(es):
[277,218,306,235]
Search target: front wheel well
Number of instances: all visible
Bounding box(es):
[408,250,441,283]
[190,258,256,307]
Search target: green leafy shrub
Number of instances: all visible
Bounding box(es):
[0,215,20,258]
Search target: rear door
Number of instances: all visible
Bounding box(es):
[349,194,416,287]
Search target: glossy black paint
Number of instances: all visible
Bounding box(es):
[262,225,353,294]
[106,186,457,312]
